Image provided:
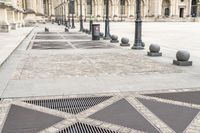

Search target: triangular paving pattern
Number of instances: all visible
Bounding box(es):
[144,91,200,105]
[90,99,159,133]
[24,96,112,114]
[137,98,200,133]
[1,105,64,133]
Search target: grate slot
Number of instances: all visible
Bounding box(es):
[24,96,112,114]
[58,122,118,133]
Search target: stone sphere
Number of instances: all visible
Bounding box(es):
[176,50,190,61]
[121,37,129,44]
[111,35,118,40]
[149,44,160,53]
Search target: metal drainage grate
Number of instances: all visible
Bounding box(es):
[32,41,72,49]
[71,41,114,49]
[35,35,63,40]
[58,122,118,133]
[24,96,112,114]
[59,32,81,34]
[63,36,90,40]
[37,32,58,34]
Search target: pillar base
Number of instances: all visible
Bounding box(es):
[103,36,111,40]
[17,22,22,28]
[0,24,10,32]
[10,23,17,30]
[24,13,36,27]
[147,52,162,56]
[173,60,192,66]
[131,45,144,50]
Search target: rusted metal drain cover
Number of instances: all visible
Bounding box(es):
[137,98,200,133]
[58,122,118,133]
[32,41,72,49]
[90,99,159,133]
[24,96,112,114]
[71,41,114,49]
[1,105,64,133]
[144,91,200,105]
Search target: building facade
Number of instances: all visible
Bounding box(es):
[0,0,52,32]
[55,0,200,22]
[0,0,200,32]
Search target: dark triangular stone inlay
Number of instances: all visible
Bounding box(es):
[90,99,160,133]
[2,105,64,133]
[144,91,200,105]
[137,98,200,133]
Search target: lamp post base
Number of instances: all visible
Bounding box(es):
[103,36,111,40]
[131,45,144,50]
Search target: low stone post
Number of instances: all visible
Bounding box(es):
[147,44,162,56]
[110,35,119,43]
[120,37,130,46]
[173,50,192,66]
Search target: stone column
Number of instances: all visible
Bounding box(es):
[15,11,22,27]
[197,1,200,17]
[7,9,17,30]
[188,0,192,17]
[0,5,10,32]
[24,0,36,26]
[36,0,45,23]
[20,12,25,26]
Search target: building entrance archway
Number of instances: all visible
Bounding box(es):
[162,0,170,17]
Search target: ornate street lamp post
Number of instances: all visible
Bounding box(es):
[104,0,111,40]
[132,0,144,49]
[80,0,84,31]
[89,0,93,34]
[64,0,67,26]
[71,0,75,28]
[68,0,71,28]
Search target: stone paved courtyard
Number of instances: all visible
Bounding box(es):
[1,22,200,133]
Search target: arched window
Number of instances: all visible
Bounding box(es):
[191,0,197,17]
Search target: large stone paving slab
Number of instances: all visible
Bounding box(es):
[137,98,200,133]
[90,99,160,133]
[12,52,179,79]
[144,91,200,105]
[1,104,64,133]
